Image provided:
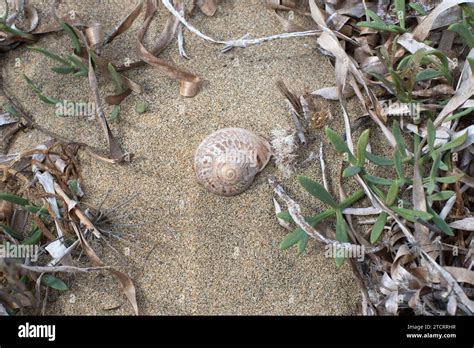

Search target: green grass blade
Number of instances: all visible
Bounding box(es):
[60,21,81,53]
[28,46,70,65]
[0,192,29,206]
[107,63,125,94]
[0,223,23,240]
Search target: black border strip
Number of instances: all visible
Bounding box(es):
[0,315,472,346]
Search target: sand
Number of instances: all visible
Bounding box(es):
[0,0,367,314]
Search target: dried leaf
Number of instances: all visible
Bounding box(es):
[413,0,474,41]
[74,226,139,315]
[449,217,474,231]
[86,50,128,162]
[101,1,144,47]
[138,0,201,97]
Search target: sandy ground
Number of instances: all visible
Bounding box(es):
[0,0,371,314]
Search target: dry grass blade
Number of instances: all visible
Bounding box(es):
[138,0,200,97]
[413,0,474,41]
[316,29,396,148]
[434,60,474,126]
[116,0,183,72]
[54,183,101,238]
[275,79,305,143]
[86,51,129,162]
[100,1,144,47]
[21,265,110,273]
[32,16,85,35]
[412,160,430,247]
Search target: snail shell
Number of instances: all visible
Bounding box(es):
[194,128,272,196]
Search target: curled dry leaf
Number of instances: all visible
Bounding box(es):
[101,1,144,47]
[137,0,201,97]
[197,0,218,16]
[85,23,104,48]
[413,0,474,42]
[265,0,300,11]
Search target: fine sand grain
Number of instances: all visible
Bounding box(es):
[0,0,380,314]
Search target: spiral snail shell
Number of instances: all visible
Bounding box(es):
[194,128,272,196]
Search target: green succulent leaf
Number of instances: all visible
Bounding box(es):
[428,190,455,201]
[280,229,306,250]
[135,101,148,114]
[394,149,404,180]
[41,274,69,291]
[365,151,394,166]
[395,0,405,29]
[438,131,468,153]
[392,120,408,158]
[356,129,370,165]
[325,127,356,163]
[427,119,435,153]
[108,63,125,94]
[370,212,388,244]
[297,234,309,255]
[364,175,394,186]
[416,69,443,82]
[409,2,426,15]
[391,206,432,222]
[23,75,62,105]
[343,165,362,177]
[22,226,42,245]
[435,173,464,184]
[357,10,405,33]
[428,206,454,236]
[335,209,349,243]
[68,53,88,72]
[24,205,48,215]
[51,66,76,74]
[109,105,121,123]
[386,181,400,206]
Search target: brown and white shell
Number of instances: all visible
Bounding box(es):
[194,128,272,197]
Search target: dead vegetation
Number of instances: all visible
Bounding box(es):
[0,0,473,316]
